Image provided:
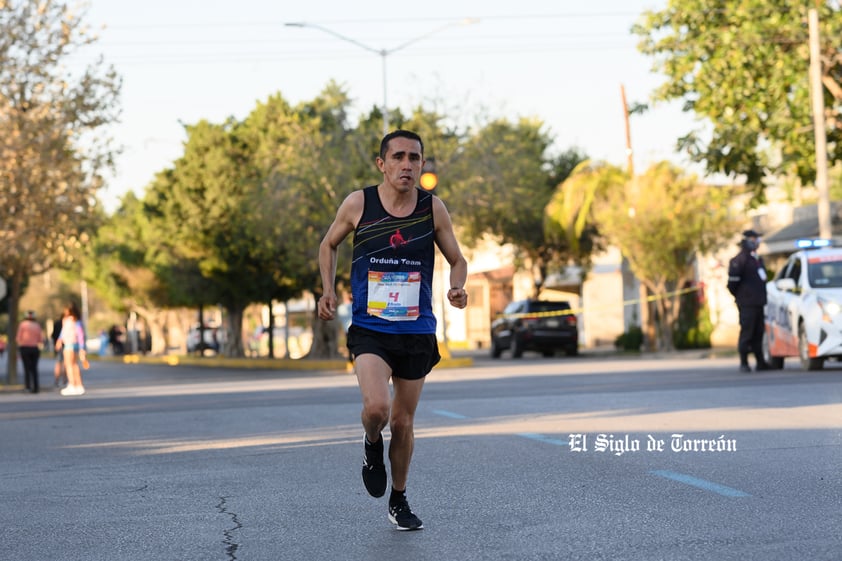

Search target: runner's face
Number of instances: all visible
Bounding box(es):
[377,137,424,192]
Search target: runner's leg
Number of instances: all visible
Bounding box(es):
[389,376,425,491]
[354,354,392,441]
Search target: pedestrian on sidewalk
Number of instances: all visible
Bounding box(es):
[16,311,44,393]
[55,303,88,396]
[318,130,468,531]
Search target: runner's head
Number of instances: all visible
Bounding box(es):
[380,130,424,160]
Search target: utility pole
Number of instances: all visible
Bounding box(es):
[621,84,634,177]
[621,84,652,350]
[808,8,832,239]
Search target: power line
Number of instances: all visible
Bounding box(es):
[66,42,638,67]
[101,12,643,30]
[71,8,829,68]
[96,32,631,48]
[69,32,819,68]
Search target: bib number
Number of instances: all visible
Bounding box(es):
[367,271,421,321]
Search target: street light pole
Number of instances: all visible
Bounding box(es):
[286,19,479,136]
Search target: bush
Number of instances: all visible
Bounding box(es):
[674,292,712,349]
[615,325,644,352]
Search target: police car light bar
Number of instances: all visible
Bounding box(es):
[796,238,832,249]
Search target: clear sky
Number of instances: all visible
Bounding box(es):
[79,0,695,210]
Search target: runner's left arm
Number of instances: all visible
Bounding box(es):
[432,196,468,309]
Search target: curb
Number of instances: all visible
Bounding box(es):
[2,347,735,392]
[0,355,475,393]
[88,353,474,372]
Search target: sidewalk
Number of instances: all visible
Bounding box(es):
[1,345,738,393]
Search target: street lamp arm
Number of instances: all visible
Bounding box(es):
[284,22,382,56]
[286,18,480,136]
[386,18,480,55]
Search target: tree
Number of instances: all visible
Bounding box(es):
[140,167,223,353]
[143,118,279,357]
[447,118,587,292]
[591,162,739,351]
[544,159,626,265]
[633,1,842,192]
[85,192,174,354]
[244,86,373,359]
[132,84,372,359]
[0,0,120,383]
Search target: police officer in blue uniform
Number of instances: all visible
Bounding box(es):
[727,229,772,372]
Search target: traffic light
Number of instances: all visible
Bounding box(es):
[420,158,437,191]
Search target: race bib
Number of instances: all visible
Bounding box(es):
[367,271,421,321]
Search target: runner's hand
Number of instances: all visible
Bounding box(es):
[318,294,337,320]
[447,287,467,309]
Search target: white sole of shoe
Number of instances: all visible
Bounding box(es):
[388,513,423,531]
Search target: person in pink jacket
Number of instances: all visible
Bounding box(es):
[55,303,88,396]
[16,310,44,393]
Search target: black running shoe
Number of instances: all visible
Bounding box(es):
[362,434,387,498]
[388,497,424,531]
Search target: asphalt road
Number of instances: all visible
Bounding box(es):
[1,352,840,561]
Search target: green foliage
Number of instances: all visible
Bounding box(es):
[633,1,842,191]
[447,118,588,286]
[673,289,713,350]
[590,162,738,350]
[545,160,627,264]
[448,118,553,246]
[615,325,644,352]
[829,162,842,201]
[594,163,737,282]
[123,83,380,356]
[85,192,165,313]
[86,82,589,357]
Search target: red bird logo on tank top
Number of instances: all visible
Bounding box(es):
[389,229,411,249]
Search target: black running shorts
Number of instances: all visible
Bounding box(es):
[346,324,441,380]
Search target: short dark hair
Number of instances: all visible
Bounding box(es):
[379,130,424,160]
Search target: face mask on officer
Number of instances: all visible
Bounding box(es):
[741,229,762,251]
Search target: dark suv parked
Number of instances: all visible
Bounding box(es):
[490,299,578,358]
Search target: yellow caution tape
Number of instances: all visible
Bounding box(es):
[498,285,701,319]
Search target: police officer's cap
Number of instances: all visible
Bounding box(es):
[742,229,762,238]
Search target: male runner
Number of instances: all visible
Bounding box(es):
[318,129,468,530]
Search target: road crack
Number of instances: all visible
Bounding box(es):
[216,496,242,561]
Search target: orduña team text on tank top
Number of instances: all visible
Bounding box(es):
[350,185,437,334]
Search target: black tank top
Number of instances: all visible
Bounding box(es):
[350,185,437,333]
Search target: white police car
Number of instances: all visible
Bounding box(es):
[763,239,842,370]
